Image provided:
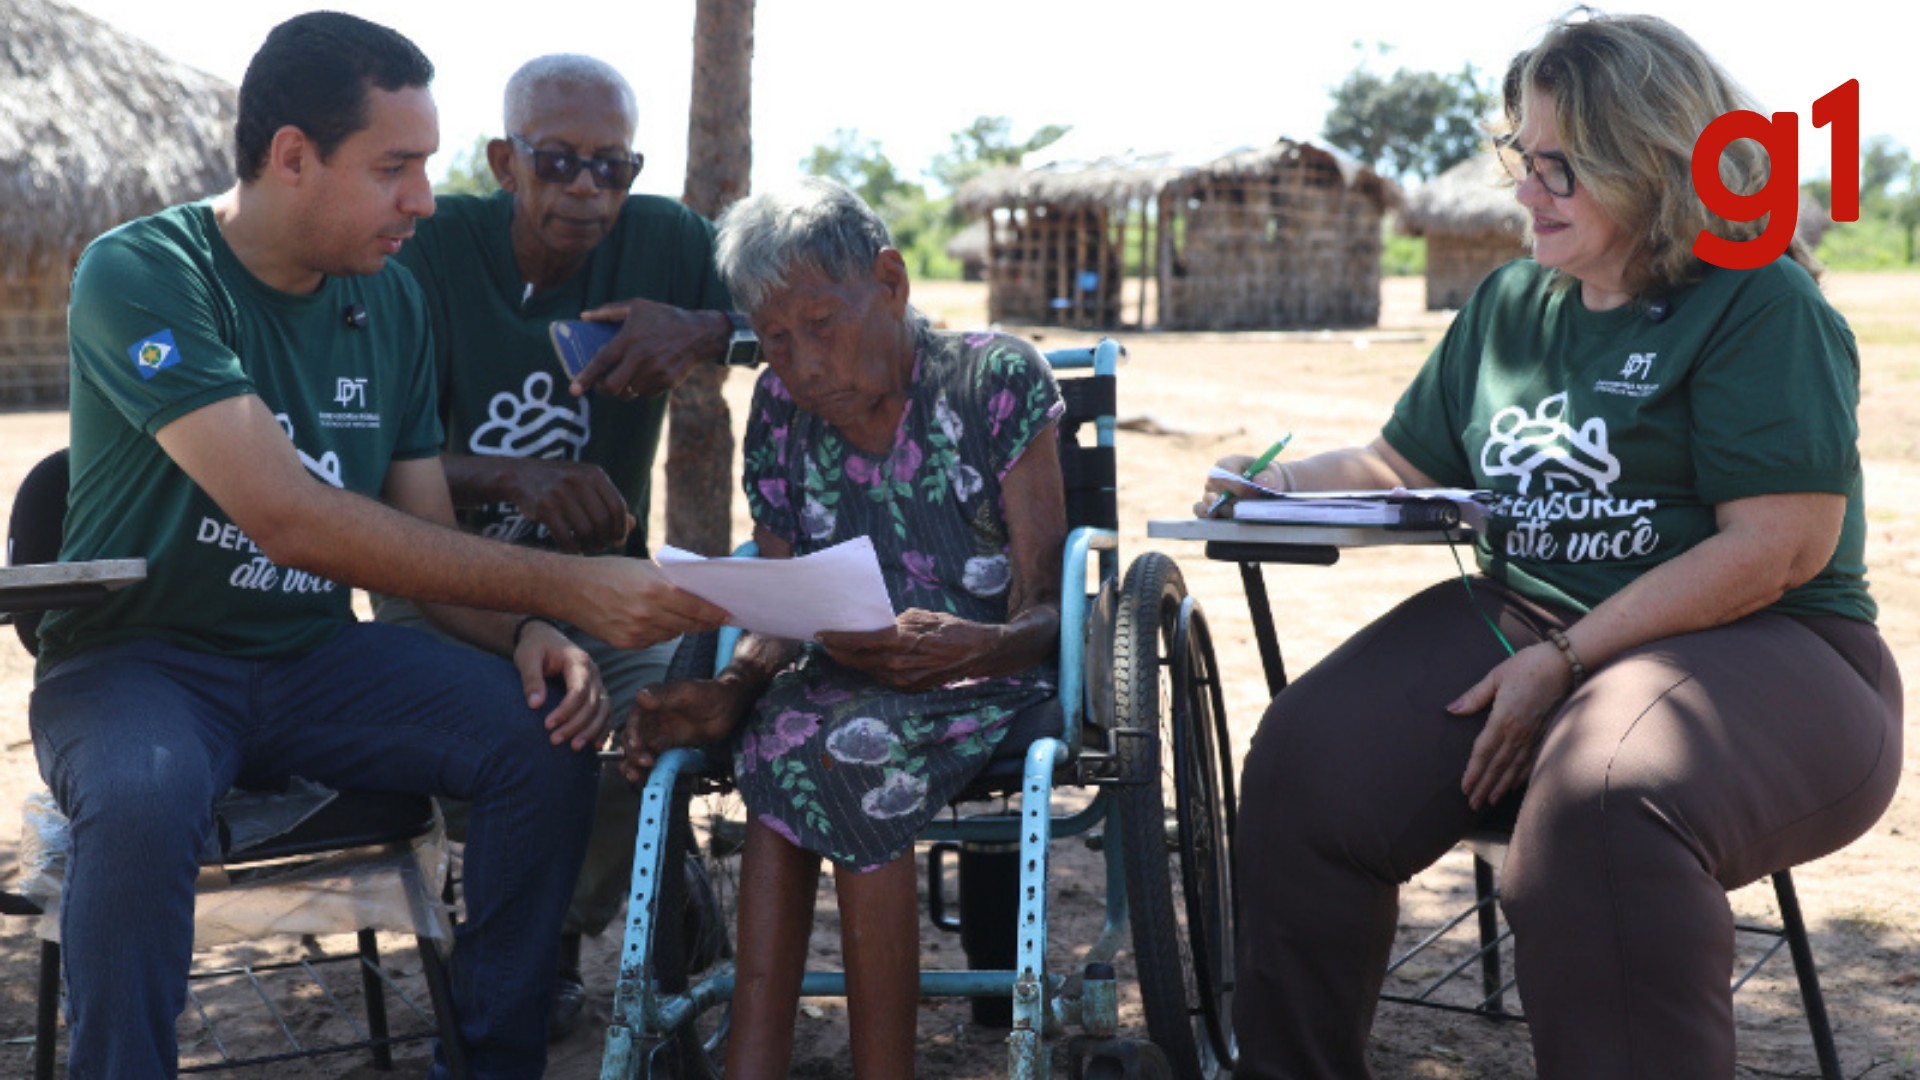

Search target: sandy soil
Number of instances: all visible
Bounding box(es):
[2,274,1916,1078]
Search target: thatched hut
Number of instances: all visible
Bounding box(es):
[958,153,1182,329]
[1161,141,1399,330]
[957,140,1398,332]
[944,218,989,282]
[1398,154,1529,311]
[1,0,236,406]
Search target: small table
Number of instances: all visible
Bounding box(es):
[0,559,147,618]
[1147,518,1468,697]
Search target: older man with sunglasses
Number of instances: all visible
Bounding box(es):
[373,52,757,1041]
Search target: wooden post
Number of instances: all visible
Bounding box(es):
[1095,209,1112,327]
[1136,198,1150,328]
[1155,190,1174,329]
[1072,212,1089,329]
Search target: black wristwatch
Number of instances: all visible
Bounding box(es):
[720,311,760,368]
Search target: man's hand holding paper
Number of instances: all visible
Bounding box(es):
[655,535,896,641]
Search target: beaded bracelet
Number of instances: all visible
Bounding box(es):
[512,615,565,648]
[1544,627,1587,685]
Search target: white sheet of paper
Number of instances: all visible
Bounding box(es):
[655,536,896,640]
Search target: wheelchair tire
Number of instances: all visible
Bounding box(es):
[1112,552,1238,1080]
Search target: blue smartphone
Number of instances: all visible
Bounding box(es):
[548,319,620,381]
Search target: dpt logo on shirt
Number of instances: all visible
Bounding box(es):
[127,329,182,381]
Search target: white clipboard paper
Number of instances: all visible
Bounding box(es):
[655,536,896,641]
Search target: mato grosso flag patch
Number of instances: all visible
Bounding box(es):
[128,329,182,381]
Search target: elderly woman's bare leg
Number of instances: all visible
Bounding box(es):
[836,853,919,1079]
[725,818,822,1079]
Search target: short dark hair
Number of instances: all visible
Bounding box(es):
[234,12,435,183]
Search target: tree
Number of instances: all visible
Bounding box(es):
[927,115,1071,194]
[1322,59,1494,183]
[670,0,754,556]
[1850,136,1920,264]
[800,128,914,208]
[1860,135,1910,204]
[435,134,499,196]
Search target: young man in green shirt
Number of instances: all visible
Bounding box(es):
[31,15,725,1075]
[376,54,756,1038]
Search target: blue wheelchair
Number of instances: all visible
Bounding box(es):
[598,339,1238,1080]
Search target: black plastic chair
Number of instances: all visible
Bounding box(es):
[3,449,470,1079]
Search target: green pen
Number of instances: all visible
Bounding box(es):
[1206,433,1294,517]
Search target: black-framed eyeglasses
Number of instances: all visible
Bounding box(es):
[509,135,644,190]
[1496,136,1576,198]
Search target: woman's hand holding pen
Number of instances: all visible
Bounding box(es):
[1197,438,1293,518]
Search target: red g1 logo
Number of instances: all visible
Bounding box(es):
[1691,80,1859,270]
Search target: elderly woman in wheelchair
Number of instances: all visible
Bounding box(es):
[621,178,1066,1079]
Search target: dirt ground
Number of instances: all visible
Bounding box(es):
[1,274,1916,1078]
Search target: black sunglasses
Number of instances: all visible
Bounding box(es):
[1496,135,1576,198]
[509,135,644,190]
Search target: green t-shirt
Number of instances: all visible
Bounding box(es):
[395,191,730,557]
[38,203,443,673]
[1384,257,1872,622]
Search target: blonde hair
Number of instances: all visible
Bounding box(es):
[1503,10,1821,297]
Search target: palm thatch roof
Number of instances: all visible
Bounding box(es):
[1190,139,1401,211]
[1397,153,1527,237]
[956,151,1188,216]
[1,0,236,269]
[957,139,1400,216]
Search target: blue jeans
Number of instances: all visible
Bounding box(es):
[374,594,677,935]
[29,623,599,1079]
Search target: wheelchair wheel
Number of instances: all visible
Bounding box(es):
[649,631,746,1078]
[653,776,743,1078]
[1112,553,1238,1080]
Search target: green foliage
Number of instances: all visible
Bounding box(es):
[1817,215,1912,269]
[801,129,916,209]
[880,187,963,281]
[1323,50,1494,183]
[1814,136,1920,268]
[436,134,499,196]
[1380,221,1426,277]
[797,116,1069,282]
[928,115,1071,195]
[798,129,959,279]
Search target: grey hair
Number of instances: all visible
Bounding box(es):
[714,178,895,315]
[502,54,636,135]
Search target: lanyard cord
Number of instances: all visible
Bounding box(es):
[1446,534,1517,657]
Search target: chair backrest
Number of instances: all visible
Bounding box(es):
[7,449,70,657]
[1046,345,1119,536]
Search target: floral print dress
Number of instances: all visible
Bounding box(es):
[737,324,1065,871]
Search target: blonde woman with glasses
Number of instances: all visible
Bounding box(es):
[1207,12,1901,1077]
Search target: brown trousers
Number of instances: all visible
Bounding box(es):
[1231,577,1903,1079]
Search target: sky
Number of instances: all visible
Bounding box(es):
[60,0,1916,199]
